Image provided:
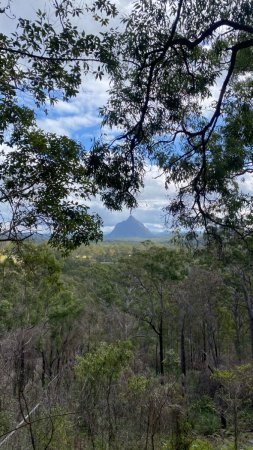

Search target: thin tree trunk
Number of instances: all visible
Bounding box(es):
[155,343,158,375]
[233,398,238,450]
[180,317,186,376]
[19,339,25,392]
[202,321,207,363]
[241,276,253,359]
[41,351,46,388]
[159,316,164,376]
[249,316,253,360]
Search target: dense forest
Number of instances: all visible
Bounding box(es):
[0,238,252,449]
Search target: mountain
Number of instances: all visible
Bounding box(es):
[106,215,154,239]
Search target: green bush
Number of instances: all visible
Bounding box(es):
[160,420,193,450]
[189,438,213,450]
[161,437,214,450]
[33,407,75,450]
[239,404,253,431]
[0,410,11,436]
[189,396,221,435]
[194,410,221,435]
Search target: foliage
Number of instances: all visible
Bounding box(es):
[2,128,104,252]
[75,340,133,384]
[92,0,253,238]
[127,374,150,393]
[0,0,119,250]
[119,244,187,312]
[213,365,253,450]
[2,0,253,250]
[33,407,75,450]
[189,396,220,436]
[1,242,253,448]
[118,244,187,374]
[189,439,213,450]
[1,0,253,249]
[0,243,82,331]
[0,410,11,437]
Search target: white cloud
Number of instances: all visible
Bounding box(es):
[88,166,175,233]
[38,114,101,136]
[238,173,253,195]
[37,75,110,139]
[53,101,80,115]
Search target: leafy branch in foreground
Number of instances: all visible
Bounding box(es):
[2,0,253,248]
[96,0,253,237]
[0,128,104,251]
[0,0,118,250]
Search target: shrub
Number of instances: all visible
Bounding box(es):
[189,396,220,435]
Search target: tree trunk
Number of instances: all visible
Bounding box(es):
[159,316,164,376]
[241,276,253,359]
[19,339,25,392]
[233,398,238,450]
[41,351,46,388]
[202,321,207,363]
[232,294,242,362]
[180,317,186,376]
[249,316,253,360]
[155,343,158,375]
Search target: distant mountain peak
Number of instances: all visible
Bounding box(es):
[107,215,153,239]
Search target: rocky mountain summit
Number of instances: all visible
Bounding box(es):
[107,215,153,239]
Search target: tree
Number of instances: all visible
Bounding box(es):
[2,0,253,248]
[92,0,253,237]
[75,340,133,447]
[0,0,121,251]
[216,235,253,360]
[0,243,82,391]
[213,364,253,450]
[119,244,186,376]
[175,264,231,372]
[0,243,85,448]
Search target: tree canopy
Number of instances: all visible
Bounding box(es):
[92,0,253,238]
[0,0,118,250]
[1,0,253,250]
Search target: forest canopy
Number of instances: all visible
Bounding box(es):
[0,0,253,249]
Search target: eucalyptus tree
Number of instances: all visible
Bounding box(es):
[0,0,120,251]
[119,244,186,376]
[218,236,253,360]
[75,340,133,447]
[0,243,82,395]
[91,0,253,237]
